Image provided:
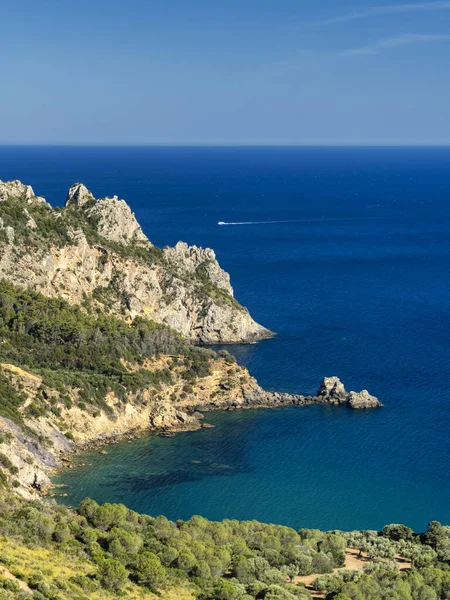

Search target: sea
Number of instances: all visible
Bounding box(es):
[1,145,449,532]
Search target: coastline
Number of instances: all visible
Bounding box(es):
[46,383,381,497]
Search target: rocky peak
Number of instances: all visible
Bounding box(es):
[85,195,152,247]
[164,241,233,294]
[65,183,151,248]
[65,183,95,207]
[0,180,48,205]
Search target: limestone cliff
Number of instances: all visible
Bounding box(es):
[0,180,271,343]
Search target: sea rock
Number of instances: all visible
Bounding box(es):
[347,389,382,409]
[317,377,348,404]
[317,377,381,409]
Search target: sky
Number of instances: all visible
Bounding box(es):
[1,0,450,145]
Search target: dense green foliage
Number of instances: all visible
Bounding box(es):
[0,488,450,600]
[0,280,215,422]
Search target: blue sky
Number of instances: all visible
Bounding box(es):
[1,0,450,144]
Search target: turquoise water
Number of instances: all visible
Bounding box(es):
[2,146,450,531]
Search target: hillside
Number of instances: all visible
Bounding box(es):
[0,280,381,494]
[0,179,380,494]
[0,485,449,600]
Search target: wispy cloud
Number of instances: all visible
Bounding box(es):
[339,33,450,56]
[318,2,450,26]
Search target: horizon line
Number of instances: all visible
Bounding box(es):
[1,142,450,148]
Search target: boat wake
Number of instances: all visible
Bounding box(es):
[217,217,377,226]
[218,219,313,226]
[217,221,299,225]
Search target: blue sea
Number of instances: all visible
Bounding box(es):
[1,146,450,532]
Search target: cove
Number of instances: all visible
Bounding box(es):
[52,402,450,533]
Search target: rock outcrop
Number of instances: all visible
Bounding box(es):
[347,389,381,409]
[317,377,382,409]
[0,179,48,205]
[83,195,151,247]
[65,182,94,207]
[164,242,233,294]
[0,180,271,343]
[317,376,348,404]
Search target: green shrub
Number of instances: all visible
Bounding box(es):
[98,558,129,590]
[0,454,18,475]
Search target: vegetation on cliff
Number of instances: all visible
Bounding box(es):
[0,280,222,427]
[0,180,270,343]
[0,278,265,492]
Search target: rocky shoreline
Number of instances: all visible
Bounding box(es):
[192,375,382,413]
[46,376,381,494]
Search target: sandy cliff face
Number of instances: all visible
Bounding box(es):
[0,180,271,343]
[0,358,271,493]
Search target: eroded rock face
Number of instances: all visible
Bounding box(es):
[86,196,151,247]
[347,389,381,409]
[317,377,382,409]
[0,218,15,244]
[0,180,271,343]
[66,183,151,247]
[164,242,233,294]
[0,180,48,205]
[317,376,348,404]
[65,183,95,207]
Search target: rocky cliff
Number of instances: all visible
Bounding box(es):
[0,180,271,343]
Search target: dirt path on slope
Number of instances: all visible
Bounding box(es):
[0,564,33,594]
[293,548,411,599]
